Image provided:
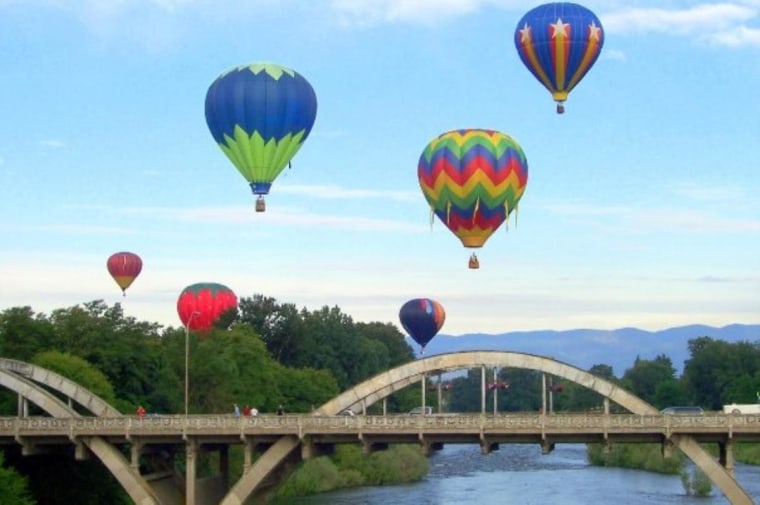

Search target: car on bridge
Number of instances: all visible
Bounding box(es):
[408,406,433,415]
[660,406,704,415]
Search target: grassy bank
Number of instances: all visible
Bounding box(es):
[274,444,428,499]
[587,443,712,496]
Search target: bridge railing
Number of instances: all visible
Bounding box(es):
[1,413,760,439]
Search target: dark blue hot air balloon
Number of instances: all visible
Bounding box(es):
[399,298,446,352]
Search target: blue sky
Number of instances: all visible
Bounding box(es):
[0,0,758,336]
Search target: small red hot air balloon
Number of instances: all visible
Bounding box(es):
[106,252,143,296]
[177,282,238,333]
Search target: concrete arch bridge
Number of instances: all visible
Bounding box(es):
[1,352,758,505]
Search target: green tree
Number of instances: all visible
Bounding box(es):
[622,355,677,407]
[31,351,117,410]
[683,337,760,409]
[0,451,34,505]
[0,306,55,361]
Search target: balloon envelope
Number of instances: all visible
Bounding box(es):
[399,298,446,350]
[515,2,604,111]
[177,282,238,332]
[417,129,528,249]
[106,252,142,295]
[205,62,318,198]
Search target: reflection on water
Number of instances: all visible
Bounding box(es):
[279,444,760,505]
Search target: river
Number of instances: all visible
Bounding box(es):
[277,443,760,504]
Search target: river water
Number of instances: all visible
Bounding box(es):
[279,444,760,504]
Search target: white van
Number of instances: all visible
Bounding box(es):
[408,406,433,415]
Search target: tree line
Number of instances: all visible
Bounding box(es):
[0,295,759,504]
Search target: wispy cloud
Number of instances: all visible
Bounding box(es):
[602,3,760,47]
[543,201,760,233]
[330,0,486,26]
[278,184,418,202]
[40,139,65,149]
[69,203,427,232]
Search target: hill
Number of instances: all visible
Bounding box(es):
[412,324,760,376]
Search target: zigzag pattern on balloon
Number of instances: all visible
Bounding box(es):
[417,128,528,249]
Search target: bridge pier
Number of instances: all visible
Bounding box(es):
[719,439,736,478]
[186,438,198,505]
[541,439,555,455]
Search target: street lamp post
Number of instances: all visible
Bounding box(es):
[185,311,200,417]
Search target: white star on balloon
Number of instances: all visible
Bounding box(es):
[520,22,532,43]
[551,18,570,38]
[588,21,602,41]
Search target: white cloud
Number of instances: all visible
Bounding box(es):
[278,184,418,202]
[602,49,626,61]
[330,0,479,26]
[40,139,65,149]
[601,3,760,46]
[706,24,760,46]
[543,201,760,233]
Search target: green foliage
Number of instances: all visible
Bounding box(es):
[621,355,677,407]
[276,456,344,497]
[276,445,428,499]
[683,337,760,410]
[587,443,682,474]
[681,467,712,496]
[31,351,117,408]
[238,294,414,391]
[0,306,55,361]
[0,451,35,505]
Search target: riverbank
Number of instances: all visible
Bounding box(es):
[275,444,428,499]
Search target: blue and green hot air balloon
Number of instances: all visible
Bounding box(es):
[204,63,318,211]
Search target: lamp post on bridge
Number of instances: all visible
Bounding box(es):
[185,311,200,417]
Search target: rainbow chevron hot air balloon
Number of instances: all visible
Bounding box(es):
[205,63,318,211]
[417,129,528,268]
[515,2,604,113]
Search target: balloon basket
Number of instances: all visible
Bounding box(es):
[556,103,565,114]
[468,254,480,269]
[255,197,266,213]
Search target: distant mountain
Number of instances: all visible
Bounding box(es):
[411,324,760,376]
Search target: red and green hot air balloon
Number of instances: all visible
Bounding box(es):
[205,62,318,212]
[177,282,238,332]
[417,129,528,268]
[515,2,604,113]
[106,251,142,296]
[399,298,446,353]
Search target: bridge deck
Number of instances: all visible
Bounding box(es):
[2,413,759,448]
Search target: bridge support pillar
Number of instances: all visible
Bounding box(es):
[186,438,197,505]
[718,439,735,478]
[130,441,143,469]
[243,437,254,471]
[220,445,229,484]
[541,439,555,455]
[662,439,674,459]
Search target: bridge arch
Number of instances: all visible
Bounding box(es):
[224,351,753,505]
[0,360,159,505]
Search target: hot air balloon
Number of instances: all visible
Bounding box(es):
[205,62,318,212]
[177,282,238,333]
[514,2,604,113]
[399,298,446,353]
[417,129,528,268]
[106,252,142,296]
